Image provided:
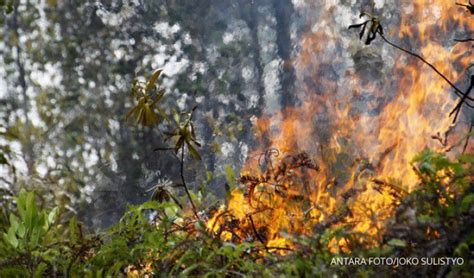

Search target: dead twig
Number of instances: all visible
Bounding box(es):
[258,148,280,170]
[247,214,269,252]
[449,75,474,124]
[456,1,474,14]
[462,124,473,154]
[376,143,397,170]
[371,178,408,200]
[431,124,456,148]
[376,30,474,107]
[454,38,474,42]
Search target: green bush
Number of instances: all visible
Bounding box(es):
[0,150,472,277]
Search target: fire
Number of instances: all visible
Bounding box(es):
[206,1,472,253]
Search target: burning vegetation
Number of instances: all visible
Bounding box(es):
[205,149,403,252]
[0,0,473,277]
[203,0,474,258]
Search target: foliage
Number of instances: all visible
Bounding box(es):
[380,150,474,276]
[127,68,201,161]
[165,107,202,161]
[0,151,472,276]
[126,70,166,127]
[348,12,384,45]
[0,190,61,276]
[0,0,13,17]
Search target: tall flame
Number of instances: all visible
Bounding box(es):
[207,0,472,251]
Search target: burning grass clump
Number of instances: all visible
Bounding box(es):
[206,149,409,253]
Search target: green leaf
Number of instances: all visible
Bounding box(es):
[461,194,474,213]
[17,223,26,239]
[139,200,163,211]
[125,105,141,123]
[172,109,180,124]
[164,205,179,218]
[454,243,469,258]
[419,162,435,175]
[34,262,48,277]
[4,229,18,248]
[187,142,201,160]
[25,191,37,231]
[5,3,13,14]
[0,266,29,276]
[0,153,9,165]
[69,216,78,243]
[175,137,185,154]
[48,207,59,224]
[142,103,160,126]
[387,239,407,247]
[181,263,204,276]
[9,214,19,232]
[145,69,163,93]
[30,225,42,247]
[126,98,160,127]
[16,189,28,221]
[224,165,236,188]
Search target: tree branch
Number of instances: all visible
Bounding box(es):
[377,30,474,107]
[449,76,473,123]
[247,214,269,252]
[462,124,473,154]
[454,38,474,42]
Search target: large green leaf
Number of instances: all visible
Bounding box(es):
[4,228,18,248]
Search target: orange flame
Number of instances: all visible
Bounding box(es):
[207,1,472,252]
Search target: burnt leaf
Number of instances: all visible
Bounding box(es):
[151,187,171,203]
[348,22,367,30]
[0,153,8,165]
[348,13,384,45]
[359,22,367,39]
[456,1,474,14]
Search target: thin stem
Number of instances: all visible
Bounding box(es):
[449,76,473,123]
[168,192,184,210]
[153,147,175,152]
[247,214,268,252]
[180,146,199,219]
[462,124,473,154]
[454,38,474,42]
[455,1,474,14]
[377,31,474,106]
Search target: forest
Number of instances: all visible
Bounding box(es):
[0,0,473,277]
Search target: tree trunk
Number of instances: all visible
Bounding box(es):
[12,3,35,176]
[273,0,297,108]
